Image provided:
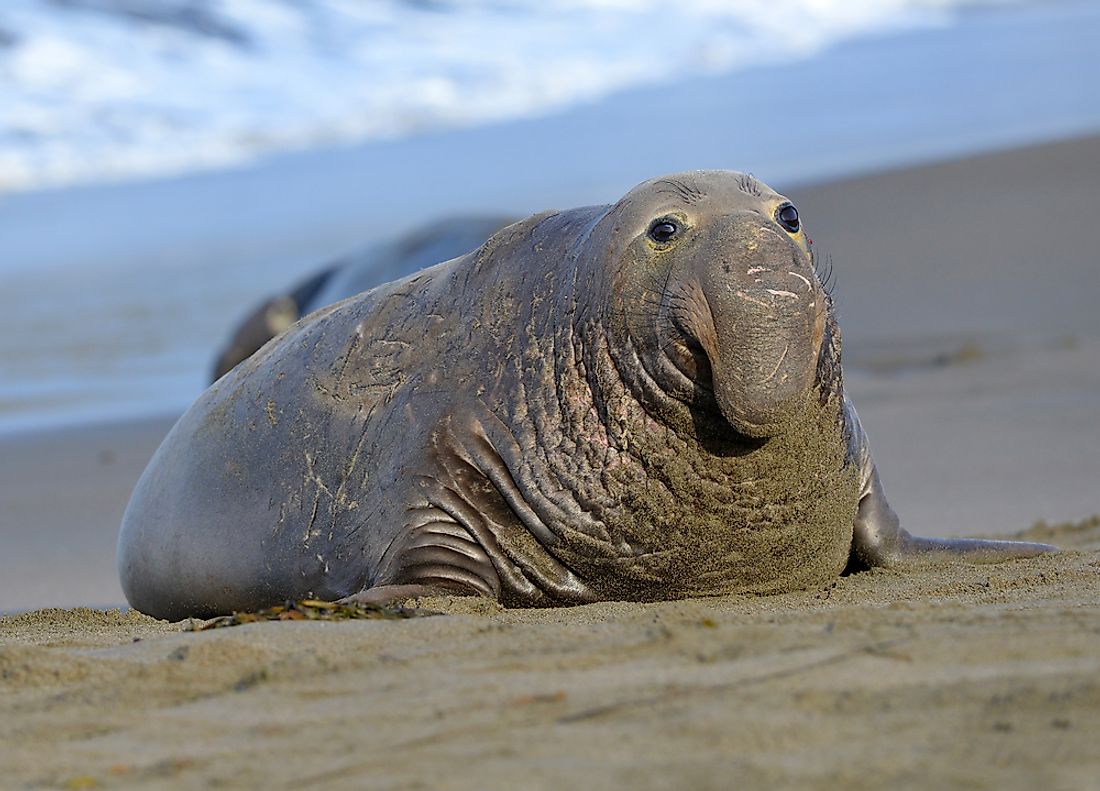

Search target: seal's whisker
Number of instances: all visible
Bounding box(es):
[812,249,837,298]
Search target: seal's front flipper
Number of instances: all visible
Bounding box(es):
[337,583,471,607]
[848,465,1058,572]
[339,513,504,607]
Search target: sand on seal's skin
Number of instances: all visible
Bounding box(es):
[1,517,1098,790]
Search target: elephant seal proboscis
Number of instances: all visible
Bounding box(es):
[119,171,1054,620]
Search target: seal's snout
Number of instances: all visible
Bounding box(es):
[690,215,822,437]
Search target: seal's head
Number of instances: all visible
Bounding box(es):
[596,171,828,439]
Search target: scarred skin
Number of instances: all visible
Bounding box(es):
[118,171,1054,620]
[210,216,516,381]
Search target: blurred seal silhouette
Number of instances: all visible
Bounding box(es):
[211,215,516,381]
[118,171,1055,620]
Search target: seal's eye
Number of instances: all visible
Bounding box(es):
[648,219,679,244]
[776,203,800,233]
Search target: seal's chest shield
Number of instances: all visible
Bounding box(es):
[540,383,862,601]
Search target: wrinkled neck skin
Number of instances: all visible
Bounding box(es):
[481,208,855,602]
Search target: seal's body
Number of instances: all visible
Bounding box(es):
[210,216,515,381]
[119,172,1052,620]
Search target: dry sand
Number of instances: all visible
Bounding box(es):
[2,517,1098,790]
[1,136,1098,788]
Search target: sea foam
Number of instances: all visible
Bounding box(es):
[0,0,1006,194]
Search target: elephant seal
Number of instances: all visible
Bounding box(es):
[211,216,516,381]
[119,171,1054,620]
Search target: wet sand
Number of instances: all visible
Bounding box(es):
[1,136,1098,787]
[0,416,175,611]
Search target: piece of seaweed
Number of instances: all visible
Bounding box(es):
[195,599,437,630]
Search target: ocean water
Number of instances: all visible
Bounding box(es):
[1,0,1099,435]
[1,0,1017,193]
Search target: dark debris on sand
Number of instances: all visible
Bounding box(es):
[194,599,437,630]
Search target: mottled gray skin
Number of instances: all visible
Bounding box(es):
[211,216,516,381]
[119,172,1054,620]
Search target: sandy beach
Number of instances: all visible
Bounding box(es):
[2,521,1098,790]
[1,131,1098,787]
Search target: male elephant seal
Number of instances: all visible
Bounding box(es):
[119,171,1054,620]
